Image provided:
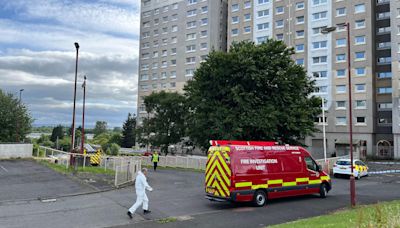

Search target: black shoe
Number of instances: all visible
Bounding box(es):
[143,210,151,214]
[127,211,133,219]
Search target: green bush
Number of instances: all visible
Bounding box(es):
[110,143,120,156]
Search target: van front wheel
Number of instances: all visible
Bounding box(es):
[253,190,267,207]
[319,183,328,198]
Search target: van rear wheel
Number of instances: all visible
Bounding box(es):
[253,190,267,207]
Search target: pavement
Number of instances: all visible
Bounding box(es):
[0,160,400,228]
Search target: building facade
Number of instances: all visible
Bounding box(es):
[138,0,399,159]
[227,0,399,159]
[137,0,227,122]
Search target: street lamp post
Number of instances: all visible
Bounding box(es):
[322,22,356,207]
[16,89,24,142]
[81,76,87,155]
[19,89,24,102]
[71,42,80,165]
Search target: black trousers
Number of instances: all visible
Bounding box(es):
[153,162,158,171]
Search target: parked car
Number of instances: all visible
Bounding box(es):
[333,159,368,179]
[143,151,153,156]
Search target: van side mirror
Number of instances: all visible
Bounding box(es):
[317,165,322,171]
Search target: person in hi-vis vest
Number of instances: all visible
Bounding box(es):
[151,151,159,171]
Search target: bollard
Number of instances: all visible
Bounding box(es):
[104,158,107,171]
[83,155,86,170]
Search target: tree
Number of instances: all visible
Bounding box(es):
[184,40,321,149]
[141,91,186,154]
[94,121,108,137]
[50,125,64,142]
[109,133,122,146]
[109,143,120,156]
[0,89,33,142]
[113,127,122,133]
[37,134,54,147]
[121,113,136,148]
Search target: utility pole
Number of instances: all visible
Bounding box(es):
[81,76,87,155]
[70,42,79,166]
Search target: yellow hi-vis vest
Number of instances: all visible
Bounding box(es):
[152,153,159,162]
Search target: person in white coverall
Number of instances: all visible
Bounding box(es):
[127,168,153,219]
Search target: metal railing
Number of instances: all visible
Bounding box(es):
[35,146,142,187]
[114,157,141,187]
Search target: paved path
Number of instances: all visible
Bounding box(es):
[0,161,400,228]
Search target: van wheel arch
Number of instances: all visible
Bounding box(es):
[319,183,328,198]
[253,189,267,207]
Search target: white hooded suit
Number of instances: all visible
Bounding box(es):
[128,171,153,214]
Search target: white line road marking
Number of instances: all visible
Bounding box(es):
[0,165,8,172]
[369,170,400,174]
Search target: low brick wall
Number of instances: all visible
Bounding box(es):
[0,144,33,159]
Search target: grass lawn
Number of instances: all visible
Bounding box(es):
[269,200,400,228]
[38,160,115,176]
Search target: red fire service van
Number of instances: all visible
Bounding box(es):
[205,140,331,206]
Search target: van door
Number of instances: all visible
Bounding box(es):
[304,156,321,193]
[205,147,231,198]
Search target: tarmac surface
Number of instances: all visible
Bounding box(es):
[0,159,93,202]
[0,160,400,228]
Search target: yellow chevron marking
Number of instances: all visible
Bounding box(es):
[235,182,252,188]
[205,156,231,184]
[282,182,297,187]
[213,151,231,175]
[268,179,283,185]
[209,172,229,192]
[206,159,230,185]
[212,181,226,197]
[251,184,268,190]
[206,171,229,192]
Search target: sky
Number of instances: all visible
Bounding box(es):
[0,0,140,128]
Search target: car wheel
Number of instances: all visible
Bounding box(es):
[319,183,328,198]
[253,190,267,207]
[356,173,361,180]
[333,173,338,178]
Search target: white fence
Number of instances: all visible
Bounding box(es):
[114,158,141,187]
[140,154,348,174]
[36,146,142,187]
[141,155,207,170]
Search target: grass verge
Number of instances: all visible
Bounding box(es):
[37,160,115,176]
[269,200,400,228]
[157,217,178,224]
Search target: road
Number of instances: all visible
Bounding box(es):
[0,160,399,228]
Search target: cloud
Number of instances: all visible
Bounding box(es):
[2,0,140,37]
[0,0,140,127]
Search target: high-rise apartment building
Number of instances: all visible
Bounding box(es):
[137,0,400,159]
[227,0,399,159]
[137,0,228,122]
